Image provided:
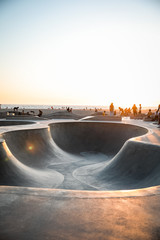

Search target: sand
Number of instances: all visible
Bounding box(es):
[0,108,106,120]
[0,107,157,121]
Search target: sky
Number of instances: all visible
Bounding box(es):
[0,0,160,108]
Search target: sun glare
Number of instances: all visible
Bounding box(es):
[28,145,34,151]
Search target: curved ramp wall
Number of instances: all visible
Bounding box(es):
[0,140,64,188]
[3,127,76,168]
[1,121,159,191]
[74,140,160,190]
[3,128,57,168]
[49,122,148,155]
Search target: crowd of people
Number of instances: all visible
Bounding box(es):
[108,103,160,125]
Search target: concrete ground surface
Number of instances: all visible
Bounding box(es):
[0,116,160,240]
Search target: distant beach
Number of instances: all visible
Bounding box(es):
[0,104,159,121]
[0,104,106,110]
[0,104,158,111]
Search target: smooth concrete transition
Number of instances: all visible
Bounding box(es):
[0,119,160,239]
[0,122,149,190]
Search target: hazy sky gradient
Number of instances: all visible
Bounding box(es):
[0,0,160,107]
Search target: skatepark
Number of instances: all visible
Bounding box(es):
[0,118,160,239]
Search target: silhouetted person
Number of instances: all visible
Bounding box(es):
[109,103,114,116]
[156,104,160,125]
[66,107,72,113]
[132,104,137,116]
[128,108,131,114]
[139,104,142,114]
[147,109,153,118]
[143,109,155,121]
[67,107,70,112]
[38,109,43,117]
[119,107,124,116]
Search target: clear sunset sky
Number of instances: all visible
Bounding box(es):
[0,0,160,107]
